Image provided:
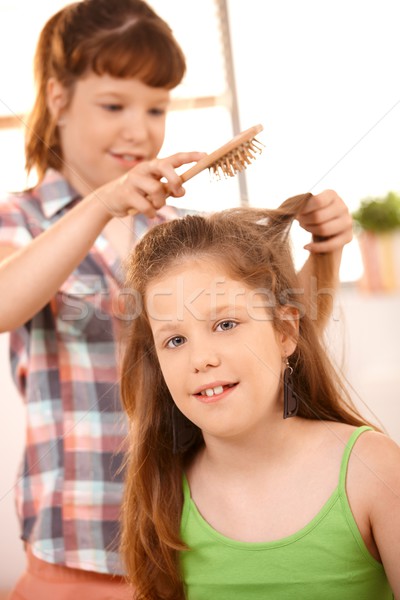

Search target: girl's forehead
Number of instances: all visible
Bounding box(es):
[74,71,170,99]
[145,258,256,309]
[148,257,238,286]
[145,258,276,328]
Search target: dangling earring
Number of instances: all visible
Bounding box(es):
[171,403,201,454]
[283,357,299,419]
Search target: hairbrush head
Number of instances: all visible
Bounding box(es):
[179,124,264,184]
[209,136,264,180]
[127,125,264,215]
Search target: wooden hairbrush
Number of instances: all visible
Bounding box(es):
[128,124,264,215]
[179,123,264,182]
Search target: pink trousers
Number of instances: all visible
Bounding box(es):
[8,547,133,600]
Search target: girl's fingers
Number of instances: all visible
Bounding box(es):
[304,229,353,253]
[297,190,353,250]
[163,151,207,168]
[296,190,353,254]
[125,193,158,218]
[105,152,206,217]
[299,213,353,239]
[136,152,205,177]
[299,190,343,215]
[148,161,184,197]
[298,204,349,228]
[133,152,206,198]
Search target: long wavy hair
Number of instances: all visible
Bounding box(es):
[25,0,186,180]
[120,194,369,599]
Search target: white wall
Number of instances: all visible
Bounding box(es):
[227,0,400,208]
[328,288,400,442]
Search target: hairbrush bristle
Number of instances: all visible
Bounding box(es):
[209,137,264,180]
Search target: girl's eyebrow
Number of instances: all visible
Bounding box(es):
[94,88,170,101]
[150,319,186,340]
[150,304,246,334]
[95,91,122,97]
[93,91,127,102]
[94,90,132,99]
[151,324,183,346]
[95,87,170,101]
[152,321,182,334]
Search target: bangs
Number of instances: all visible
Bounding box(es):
[88,22,186,89]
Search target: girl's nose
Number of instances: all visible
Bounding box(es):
[191,344,221,373]
[122,113,148,143]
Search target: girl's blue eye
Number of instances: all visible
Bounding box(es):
[166,336,186,348]
[216,320,237,332]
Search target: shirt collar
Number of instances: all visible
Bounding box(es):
[36,169,81,219]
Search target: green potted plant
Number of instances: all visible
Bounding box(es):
[352,192,400,292]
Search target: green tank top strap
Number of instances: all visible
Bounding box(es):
[338,425,374,491]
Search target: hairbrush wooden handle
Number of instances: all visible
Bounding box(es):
[128,124,264,216]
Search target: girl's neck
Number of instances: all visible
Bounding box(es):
[198,416,312,478]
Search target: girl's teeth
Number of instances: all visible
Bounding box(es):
[203,385,224,397]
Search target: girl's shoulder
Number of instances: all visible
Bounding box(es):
[346,427,400,490]
[298,419,361,452]
[299,420,399,481]
[346,427,400,586]
[344,425,400,518]
[310,420,400,472]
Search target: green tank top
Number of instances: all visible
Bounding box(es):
[180,426,393,599]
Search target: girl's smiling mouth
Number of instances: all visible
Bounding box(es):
[109,151,144,166]
[193,382,238,402]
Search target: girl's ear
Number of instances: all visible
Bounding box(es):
[46,78,69,121]
[276,305,299,357]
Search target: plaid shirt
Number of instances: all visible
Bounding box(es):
[0,169,186,574]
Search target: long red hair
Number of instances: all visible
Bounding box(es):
[120,195,370,599]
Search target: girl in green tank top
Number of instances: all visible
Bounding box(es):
[120,195,399,599]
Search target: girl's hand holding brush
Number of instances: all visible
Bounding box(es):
[115,124,264,219]
[93,151,206,220]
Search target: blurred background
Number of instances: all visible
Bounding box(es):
[1,0,400,592]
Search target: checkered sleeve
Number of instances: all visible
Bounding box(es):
[0,196,34,248]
